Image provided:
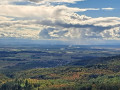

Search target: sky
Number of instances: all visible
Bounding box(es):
[0,0,120,45]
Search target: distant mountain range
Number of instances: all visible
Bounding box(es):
[1,37,120,46]
[0,37,69,46]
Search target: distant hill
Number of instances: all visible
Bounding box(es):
[0,37,68,46]
[69,55,120,72]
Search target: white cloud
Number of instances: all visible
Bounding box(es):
[0,27,40,39]
[0,5,120,40]
[0,0,24,5]
[0,1,119,42]
[37,15,120,40]
[0,0,85,5]
[0,21,41,39]
[0,16,13,21]
[28,0,85,4]
[102,7,115,11]
[0,5,99,18]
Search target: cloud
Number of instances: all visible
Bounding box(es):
[0,28,40,39]
[37,15,120,40]
[102,7,115,11]
[0,0,85,5]
[28,0,85,4]
[0,19,41,39]
[0,5,99,18]
[39,27,68,39]
[0,5,120,41]
[0,16,13,21]
[101,27,120,40]
[0,0,24,5]
[0,1,120,42]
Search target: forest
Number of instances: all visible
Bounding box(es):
[0,45,120,90]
